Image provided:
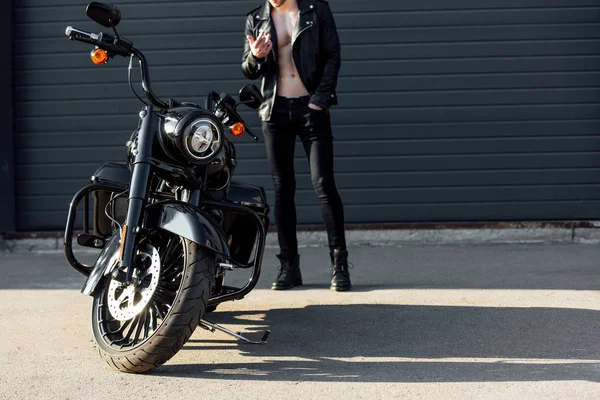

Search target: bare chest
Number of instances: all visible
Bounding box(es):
[272,10,300,49]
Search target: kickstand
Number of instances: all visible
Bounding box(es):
[199,319,270,344]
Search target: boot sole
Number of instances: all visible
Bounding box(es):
[330,284,351,292]
[271,282,303,290]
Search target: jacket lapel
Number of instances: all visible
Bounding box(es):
[292,0,316,46]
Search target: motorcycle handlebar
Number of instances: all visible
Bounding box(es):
[129,48,169,109]
[65,26,168,109]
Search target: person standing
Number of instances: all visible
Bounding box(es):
[241,0,351,291]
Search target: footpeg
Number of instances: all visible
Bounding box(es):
[199,319,270,344]
[219,263,234,271]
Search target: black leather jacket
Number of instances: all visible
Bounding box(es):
[242,0,341,121]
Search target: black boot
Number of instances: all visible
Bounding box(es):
[330,249,352,292]
[271,254,302,290]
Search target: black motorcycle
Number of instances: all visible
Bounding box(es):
[63,2,270,373]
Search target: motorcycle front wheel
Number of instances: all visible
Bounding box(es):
[91,230,215,373]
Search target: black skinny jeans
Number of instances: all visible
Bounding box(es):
[262,95,347,261]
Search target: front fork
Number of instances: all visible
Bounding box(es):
[117,106,155,284]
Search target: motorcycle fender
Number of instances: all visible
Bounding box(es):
[80,202,229,297]
[81,233,121,296]
[146,201,230,257]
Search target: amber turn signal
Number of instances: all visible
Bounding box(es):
[90,48,109,65]
[230,122,246,137]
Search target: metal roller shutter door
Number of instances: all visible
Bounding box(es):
[12,0,600,230]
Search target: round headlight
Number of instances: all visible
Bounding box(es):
[182,118,223,163]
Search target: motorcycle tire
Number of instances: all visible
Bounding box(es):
[91,232,215,374]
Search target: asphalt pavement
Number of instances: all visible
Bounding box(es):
[0,242,599,399]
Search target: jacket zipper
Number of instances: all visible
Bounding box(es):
[266,20,278,120]
[292,20,314,101]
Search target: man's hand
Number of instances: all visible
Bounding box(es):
[247,31,272,60]
[308,103,324,111]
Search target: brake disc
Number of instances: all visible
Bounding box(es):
[107,244,161,322]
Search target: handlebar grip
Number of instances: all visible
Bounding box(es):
[65,26,99,41]
[65,26,132,57]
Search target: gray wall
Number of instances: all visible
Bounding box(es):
[12,0,600,231]
[1,0,15,232]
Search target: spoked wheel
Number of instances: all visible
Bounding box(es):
[91,230,215,373]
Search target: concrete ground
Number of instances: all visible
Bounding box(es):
[0,242,599,399]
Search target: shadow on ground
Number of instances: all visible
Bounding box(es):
[3,244,600,383]
[155,304,600,383]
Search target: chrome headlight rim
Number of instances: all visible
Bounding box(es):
[180,116,224,164]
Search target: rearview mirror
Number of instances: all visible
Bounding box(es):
[239,84,264,110]
[86,2,121,28]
